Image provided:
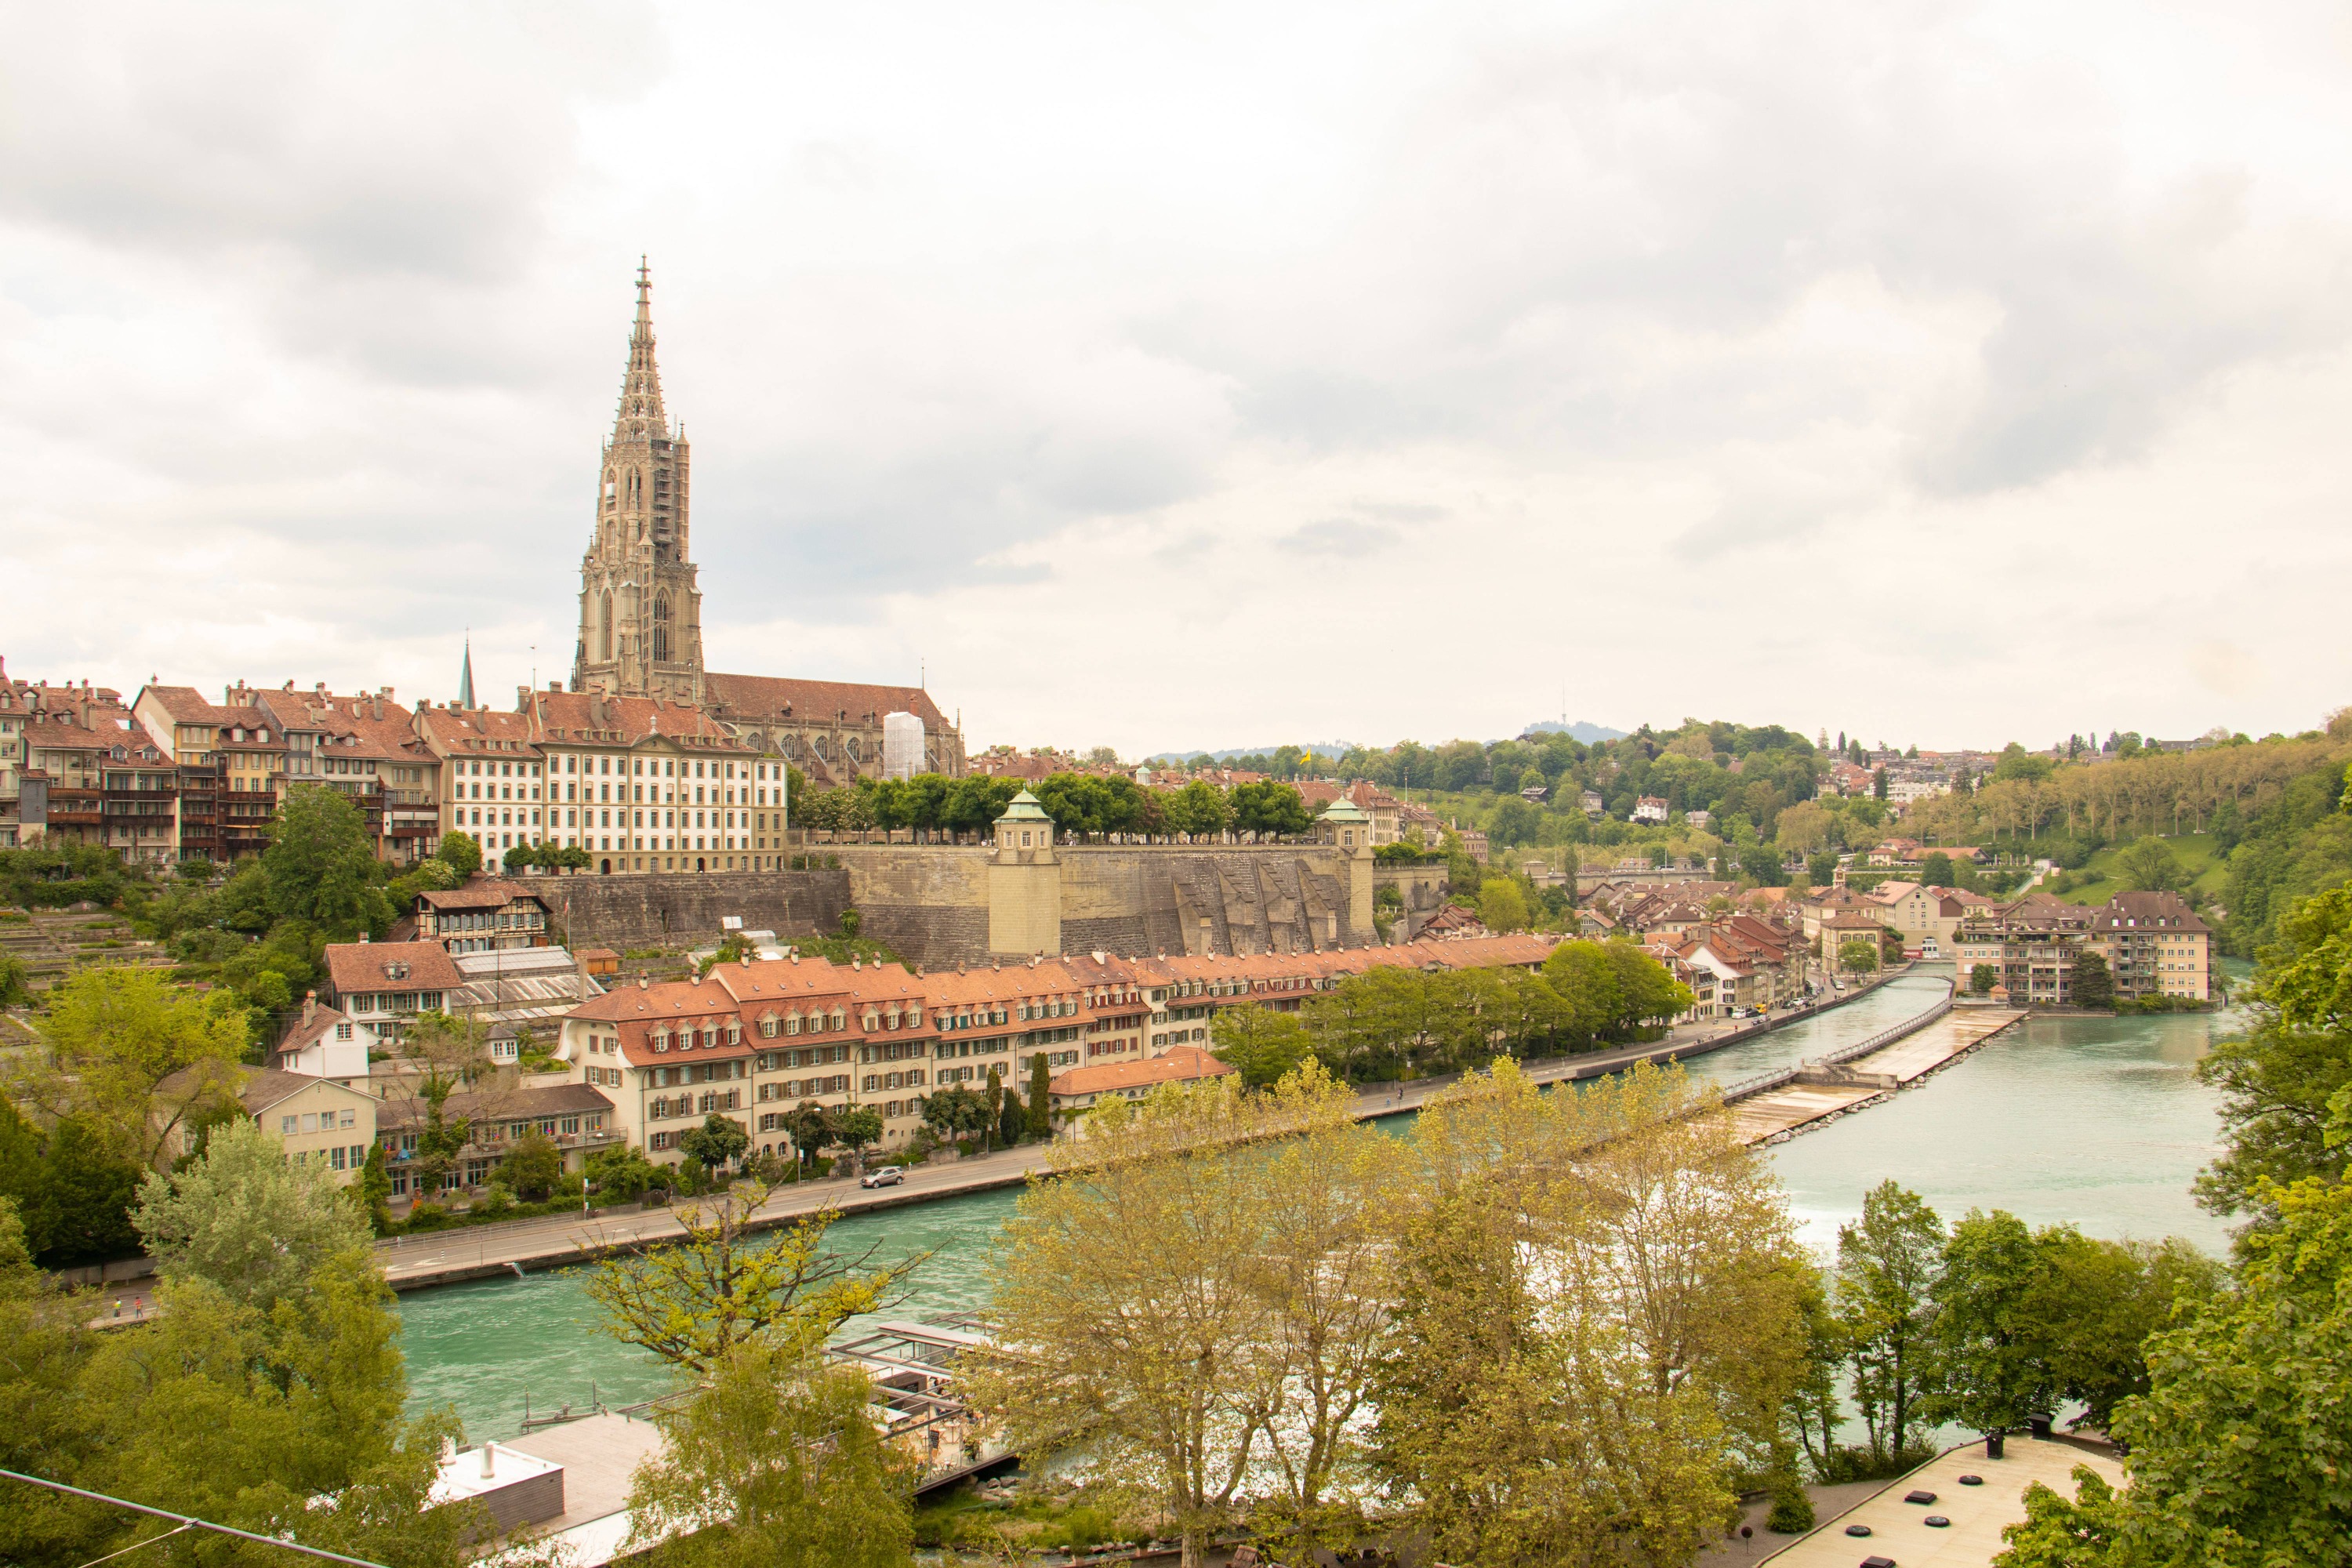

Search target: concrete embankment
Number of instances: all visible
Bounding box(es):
[375,972,1921,1292]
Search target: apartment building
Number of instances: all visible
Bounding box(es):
[2085,892,2213,1004]
[552,933,1568,1166]
[316,940,466,1051]
[14,686,181,864]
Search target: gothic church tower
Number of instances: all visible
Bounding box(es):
[572,262,705,703]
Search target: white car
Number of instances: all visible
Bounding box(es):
[859,1166,905,1189]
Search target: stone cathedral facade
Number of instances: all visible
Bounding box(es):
[570,267,965,786]
[573,262,706,706]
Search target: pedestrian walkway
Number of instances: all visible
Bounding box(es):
[1731,1007,2024,1144]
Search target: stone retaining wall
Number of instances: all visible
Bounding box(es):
[517,870,853,953]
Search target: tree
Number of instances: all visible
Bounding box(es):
[588,1142,665,1200]
[263,785,395,940]
[437,829,483,878]
[781,1102,837,1169]
[2071,949,2115,1009]
[1920,851,1956,888]
[358,1141,394,1232]
[1211,1003,1315,1087]
[1838,938,1881,975]
[1971,963,1999,996]
[679,1113,751,1175]
[2195,882,2352,1221]
[0,951,28,1008]
[21,967,249,1171]
[1166,779,1232,838]
[833,1105,884,1168]
[984,1065,1004,1151]
[1872,766,1889,801]
[971,1076,1285,1568]
[584,1187,920,1374]
[499,1131,564,1201]
[1230,781,1311,839]
[1923,1208,2056,1435]
[0,1196,104,1566]
[132,1117,372,1312]
[920,1085,989,1145]
[2117,834,2184,893]
[996,1083,1026,1148]
[623,1341,914,1568]
[1835,1181,1943,1466]
[1371,1060,1804,1568]
[1027,1051,1054,1139]
[1478,877,1529,931]
[2096,1169,2352,1565]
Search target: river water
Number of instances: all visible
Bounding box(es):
[397,969,2236,1439]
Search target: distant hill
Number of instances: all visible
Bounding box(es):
[1519,720,1626,744]
[1145,742,1358,764]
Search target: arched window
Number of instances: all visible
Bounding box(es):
[597,592,614,662]
[653,593,671,663]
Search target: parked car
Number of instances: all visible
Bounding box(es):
[860,1166,905,1189]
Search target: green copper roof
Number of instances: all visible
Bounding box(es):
[1318,797,1371,823]
[995,789,1054,824]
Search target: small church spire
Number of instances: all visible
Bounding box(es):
[458,637,476,710]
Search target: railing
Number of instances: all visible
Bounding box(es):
[1715,978,1956,1105]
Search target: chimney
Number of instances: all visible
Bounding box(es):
[302,992,316,1023]
[479,1441,495,1480]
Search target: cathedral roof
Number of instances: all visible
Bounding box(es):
[702,670,948,731]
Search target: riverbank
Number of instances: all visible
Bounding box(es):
[376,966,1918,1291]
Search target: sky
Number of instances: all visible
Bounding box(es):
[5,0,2350,757]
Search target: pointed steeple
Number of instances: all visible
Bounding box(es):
[458,637,476,710]
[616,256,666,439]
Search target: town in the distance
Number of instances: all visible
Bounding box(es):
[5,274,2346,1568]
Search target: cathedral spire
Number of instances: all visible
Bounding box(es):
[617,256,666,437]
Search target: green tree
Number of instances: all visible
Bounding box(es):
[499,1131,564,1201]
[833,1105,884,1168]
[1028,1051,1054,1139]
[358,1141,394,1232]
[780,1102,836,1169]
[1838,938,1881,975]
[1229,780,1312,838]
[623,1341,914,1568]
[1210,1004,1314,1087]
[24,967,249,1171]
[2196,883,2352,1221]
[2117,835,2184,893]
[1923,1208,2056,1434]
[920,1085,990,1145]
[2072,949,2115,1009]
[1478,877,1530,932]
[1167,779,1232,838]
[1920,851,1956,888]
[679,1113,751,1175]
[589,1142,666,1200]
[1971,962,1999,995]
[2089,1168,2352,1566]
[0,951,29,1008]
[264,785,395,939]
[1835,1181,1943,1465]
[13,1117,143,1269]
[584,1185,920,1374]
[437,829,483,878]
[996,1080,1025,1147]
[132,1116,372,1312]
[74,1254,488,1568]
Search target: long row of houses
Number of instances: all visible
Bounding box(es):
[220,925,1559,1200]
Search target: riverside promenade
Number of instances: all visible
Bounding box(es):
[375,969,1919,1291]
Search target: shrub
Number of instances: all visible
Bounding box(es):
[1766,1472,1815,1534]
[403,1200,452,1232]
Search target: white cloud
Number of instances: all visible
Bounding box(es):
[3,0,2349,753]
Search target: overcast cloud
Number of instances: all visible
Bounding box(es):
[4,0,2350,753]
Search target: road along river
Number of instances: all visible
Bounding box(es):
[398,970,2233,1439]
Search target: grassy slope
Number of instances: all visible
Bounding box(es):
[2039,833,2227,905]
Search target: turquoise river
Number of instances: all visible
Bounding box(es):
[397,967,2239,1439]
